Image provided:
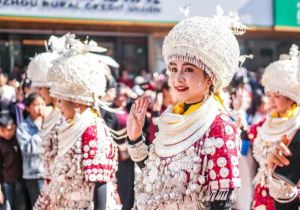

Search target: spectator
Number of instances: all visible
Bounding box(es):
[118,70,133,88]
[0,110,26,210]
[249,44,300,210]
[16,93,45,208]
[249,90,270,124]
[9,65,23,83]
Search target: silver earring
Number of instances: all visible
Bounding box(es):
[74,108,81,119]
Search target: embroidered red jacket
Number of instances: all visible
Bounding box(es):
[81,125,118,183]
[247,118,276,210]
[194,113,242,192]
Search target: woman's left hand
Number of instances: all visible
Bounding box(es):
[267,135,292,168]
[127,95,149,141]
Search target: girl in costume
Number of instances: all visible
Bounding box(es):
[248,44,300,210]
[34,35,120,210]
[126,8,245,210]
[26,44,62,184]
[27,35,69,210]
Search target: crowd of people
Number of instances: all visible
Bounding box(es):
[0,8,299,210]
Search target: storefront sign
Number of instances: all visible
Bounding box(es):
[0,0,272,26]
[274,0,300,27]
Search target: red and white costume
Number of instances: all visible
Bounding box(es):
[248,118,276,210]
[26,47,61,182]
[130,97,241,210]
[33,34,121,210]
[127,7,247,210]
[39,108,62,181]
[35,108,119,210]
[249,44,300,209]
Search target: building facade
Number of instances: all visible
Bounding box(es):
[0,0,299,75]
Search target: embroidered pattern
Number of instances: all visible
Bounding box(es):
[134,114,241,210]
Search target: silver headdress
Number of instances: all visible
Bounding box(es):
[26,35,64,88]
[262,44,300,104]
[27,52,59,88]
[49,34,116,107]
[162,6,247,92]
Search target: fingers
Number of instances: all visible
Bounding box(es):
[272,146,290,166]
[134,95,149,114]
[267,152,277,168]
[141,96,149,114]
[268,152,285,167]
[128,104,140,124]
[281,134,290,145]
[277,141,291,157]
[129,103,136,115]
[136,97,142,112]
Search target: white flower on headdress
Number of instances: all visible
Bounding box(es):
[179,4,191,19]
[48,34,69,54]
[214,5,247,36]
[56,34,107,56]
[83,39,107,53]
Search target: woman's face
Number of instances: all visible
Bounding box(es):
[266,91,295,115]
[168,60,212,104]
[26,96,46,120]
[114,94,127,108]
[57,99,87,120]
[16,87,24,102]
[57,99,77,120]
[36,87,52,105]
[0,124,16,140]
[0,74,8,86]
[257,96,270,114]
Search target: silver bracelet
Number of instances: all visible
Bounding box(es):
[127,136,149,162]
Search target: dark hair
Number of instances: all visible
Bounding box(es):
[20,77,32,93]
[248,89,265,117]
[24,92,40,107]
[200,70,214,95]
[161,80,170,91]
[106,75,117,91]
[0,110,15,127]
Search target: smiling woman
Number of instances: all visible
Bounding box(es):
[126,7,247,210]
[249,44,300,210]
[167,61,212,104]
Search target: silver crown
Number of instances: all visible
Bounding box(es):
[27,51,60,88]
[49,34,112,106]
[162,6,247,92]
[262,44,300,104]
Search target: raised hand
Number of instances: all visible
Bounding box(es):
[127,95,149,141]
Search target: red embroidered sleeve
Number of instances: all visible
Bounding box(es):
[204,114,241,191]
[81,125,118,183]
[247,118,266,143]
